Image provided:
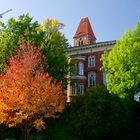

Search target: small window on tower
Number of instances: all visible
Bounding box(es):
[81,40,83,46]
[78,41,80,46]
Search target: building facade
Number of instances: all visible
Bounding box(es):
[67,17,115,102]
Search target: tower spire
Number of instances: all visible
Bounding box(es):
[73,17,96,46]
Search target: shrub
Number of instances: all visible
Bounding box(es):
[68,86,133,140]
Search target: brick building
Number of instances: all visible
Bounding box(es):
[66,17,115,102]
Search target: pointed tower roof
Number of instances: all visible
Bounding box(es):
[73,17,96,41]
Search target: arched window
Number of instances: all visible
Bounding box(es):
[78,62,84,75]
[88,72,96,87]
[81,40,83,46]
[71,83,77,95]
[78,41,81,46]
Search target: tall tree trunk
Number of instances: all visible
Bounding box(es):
[22,124,31,140]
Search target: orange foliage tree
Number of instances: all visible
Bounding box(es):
[0,44,65,140]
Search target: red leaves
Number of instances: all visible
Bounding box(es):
[0,44,65,130]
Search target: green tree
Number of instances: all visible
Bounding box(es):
[101,24,140,98]
[68,86,132,140]
[0,14,69,84]
[42,19,69,85]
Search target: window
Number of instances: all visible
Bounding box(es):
[88,72,96,87]
[78,62,84,75]
[78,41,80,46]
[81,40,83,46]
[71,83,77,95]
[78,40,83,46]
[78,84,84,95]
[88,56,95,68]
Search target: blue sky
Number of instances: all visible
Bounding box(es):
[0,0,139,45]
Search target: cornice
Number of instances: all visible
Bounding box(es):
[70,55,86,60]
[70,75,87,80]
[67,40,116,56]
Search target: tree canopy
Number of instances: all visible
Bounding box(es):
[67,86,132,140]
[101,23,140,98]
[0,44,65,140]
[0,14,69,84]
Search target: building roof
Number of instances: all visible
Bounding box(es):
[67,40,116,56]
[73,17,96,41]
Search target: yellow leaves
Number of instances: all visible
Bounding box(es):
[43,19,64,31]
[36,26,43,34]
[43,19,58,30]
[33,119,46,131]
[0,111,8,124]
[8,122,16,128]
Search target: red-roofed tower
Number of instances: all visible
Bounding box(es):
[66,17,116,102]
[73,17,96,46]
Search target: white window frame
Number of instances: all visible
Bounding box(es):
[88,56,95,68]
[71,83,77,95]
[88,72,96,87]
[78,84,84,95]
[78,62,84,75]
